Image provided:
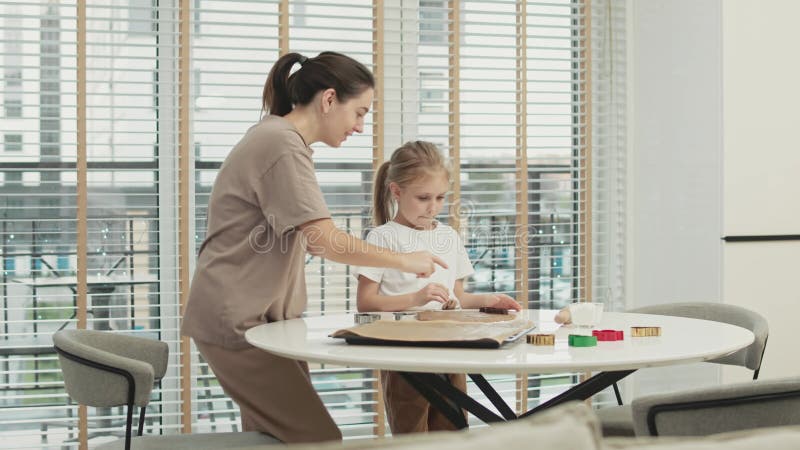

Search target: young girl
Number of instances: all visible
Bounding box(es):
[355,141,521,434]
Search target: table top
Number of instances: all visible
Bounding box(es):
[0,330,161,356]
[10,274,158,289]
[0,335,56,356]
[244,310,755,374]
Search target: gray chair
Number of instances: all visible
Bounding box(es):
[597,302,769,437]
[53,329,280,450]
[632,377,800,436]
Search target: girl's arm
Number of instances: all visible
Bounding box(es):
[298,218,447,277]
[356,276,449,312]
[453,279,522,310]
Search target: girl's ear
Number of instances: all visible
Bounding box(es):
[320,88,336,114]
[388,182,401,200]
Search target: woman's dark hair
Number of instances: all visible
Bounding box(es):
[262,51,375,116]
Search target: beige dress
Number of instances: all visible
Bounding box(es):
[182,115,340,443]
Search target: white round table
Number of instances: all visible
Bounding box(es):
[245,310,754,427]
[245,310,754,373]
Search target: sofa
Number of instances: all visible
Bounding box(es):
[266,402,800,450]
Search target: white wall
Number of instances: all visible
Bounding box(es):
[629,0,723,311]
[627,0,724,397]
[628,0,800,395]
[721,0,800,382]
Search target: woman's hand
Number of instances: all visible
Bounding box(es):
[400,251,448,278]
[413,282,450,306]
[484,293,522,311]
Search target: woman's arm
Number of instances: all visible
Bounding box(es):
[453,280,521,310]
[298,218,447,277]
[356,276,449,312]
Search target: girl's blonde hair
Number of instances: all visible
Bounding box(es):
[372,141,451,226]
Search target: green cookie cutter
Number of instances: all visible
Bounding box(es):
[568,334,598,347]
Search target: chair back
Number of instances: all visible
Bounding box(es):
[53,329,168,408]
[630,302,768,374]
[54,329,280,450]
[632,377,800,436]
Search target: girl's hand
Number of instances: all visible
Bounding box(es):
[400,251,448,278]
[554,307,572,324]
[484,293,522,311]
[413,282,450,306]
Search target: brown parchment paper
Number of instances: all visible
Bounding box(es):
[331,314,534,346]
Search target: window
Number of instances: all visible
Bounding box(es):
[0,1,627,447]
[3,15,22,118]
[128,0,157,35]
[419,71,447,112]
[4,98,21,117]
[420,0,447,44]
[4,171,22,185]
[3,134,22,152]
[194,0,201,34]
[4,70,20,89]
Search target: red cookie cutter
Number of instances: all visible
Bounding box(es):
[592,329,624,341]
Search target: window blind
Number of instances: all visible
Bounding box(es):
[590,0,626,314]
[589,0,627,408]
[286,0,383,438]
[82,1,184,441]
[0,1,185,447]
[191,0,385,438]
[190,0,282,434]
[1,2,80,447]
[0,0,627,446]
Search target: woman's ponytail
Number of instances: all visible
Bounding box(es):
[372,161,393,226]
[262,53,304,116]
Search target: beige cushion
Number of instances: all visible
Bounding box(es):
[275,402,601,450]
[96,431,280,449]
[603,425,800,450]
[596,404,635,437]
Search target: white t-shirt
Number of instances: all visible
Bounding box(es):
[354,221,475,309]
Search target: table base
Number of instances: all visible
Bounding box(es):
[399,369,636,429]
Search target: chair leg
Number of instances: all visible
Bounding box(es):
[125,403,134,450]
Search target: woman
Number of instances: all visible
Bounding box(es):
[182,51,446,443]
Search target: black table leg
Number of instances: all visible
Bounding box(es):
[400,369,637,427]
[468,374,517,420]
[399,372,510,428]
[520,369,635,418]
[613,381,623,405]
[398,372,469,429]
